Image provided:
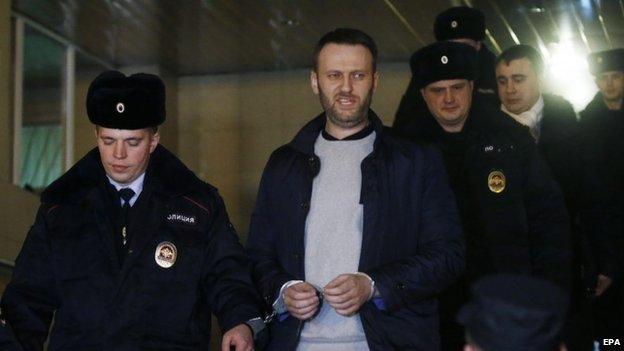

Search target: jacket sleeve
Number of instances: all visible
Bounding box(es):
[578,131,622,283]
[246,156,298,308]
[1,207,60,351]
[366,146,465,312]
[0,316,23,351]
[202,192,263,333]
[522,144,573,289]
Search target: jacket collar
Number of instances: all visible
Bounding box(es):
[42,144,201,205]
[539,94,577,144]
[288,109,384,155]
[585,92,623,115]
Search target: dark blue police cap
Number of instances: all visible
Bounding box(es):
[457,274,568,351]
[87,70,166,130]
[588,48,624,75]
[434,6,486,42]
[413,41,479,88]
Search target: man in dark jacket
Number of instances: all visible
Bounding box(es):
[580,48,624,342]
[246,28,464,351]
[496,44,620,349]
[399,41,571,351]
[0,71,265,350]
[393,6,498,131]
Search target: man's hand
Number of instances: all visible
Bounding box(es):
[323,273,371,316]
[595,274,613,297]
[284,282,320,320]
[221,323,253,351]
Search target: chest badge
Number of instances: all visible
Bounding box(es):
[155,241,177,268]
[487,170,506,194]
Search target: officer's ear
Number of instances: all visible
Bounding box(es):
[310,70,319,95]
[149,130,160,154]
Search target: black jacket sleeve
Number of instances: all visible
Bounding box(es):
[202,192,264,333]
[522,144,573,289]
[1,207,60,351]
[578,130,622,283]
[365,146,465,312]
[0,316,23,350]
[246,155,297,307]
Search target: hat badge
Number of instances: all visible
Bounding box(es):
[451,20,458,28]
[155,241,177,268]
[116,102,125,114]
[441,55,449,64]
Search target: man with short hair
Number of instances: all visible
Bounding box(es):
[580,47,624,341]
[247,28,464,350]
[496,44,619,350]
[458,274,569,351]
[393,6,498,131]
[400,41,571,350]
[0,71,265,350]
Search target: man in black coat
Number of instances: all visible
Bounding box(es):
[393,6,498,131]
[496,44,620,349]
[246,28,464,351]
[0,71,265,350]
[399,41,571,351]
[580,48,624,342]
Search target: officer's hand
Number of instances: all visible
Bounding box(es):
[594,274,613,297]
[284,282,320,320]
[323,273,371,316]
[221,324,253,351]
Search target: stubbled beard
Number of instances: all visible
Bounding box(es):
[319,86,373,128]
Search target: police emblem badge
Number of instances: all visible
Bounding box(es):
[155,241,177,268]
[487,170,506,193]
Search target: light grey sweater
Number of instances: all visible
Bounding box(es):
[298,131,375,351]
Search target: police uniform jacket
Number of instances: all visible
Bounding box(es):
[580,93,624,281]
[401,100,572,287]
[0,145,262,350]
[246,111,465,351]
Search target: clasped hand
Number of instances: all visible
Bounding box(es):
[283,273,372,320]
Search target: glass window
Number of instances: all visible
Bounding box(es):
[18,24,65,190]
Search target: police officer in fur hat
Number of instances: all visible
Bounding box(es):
[0,71,266,350]
[580,48,624,342]
[400,41,572,351]
[394,6,498,131]
[458,274,569,351]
